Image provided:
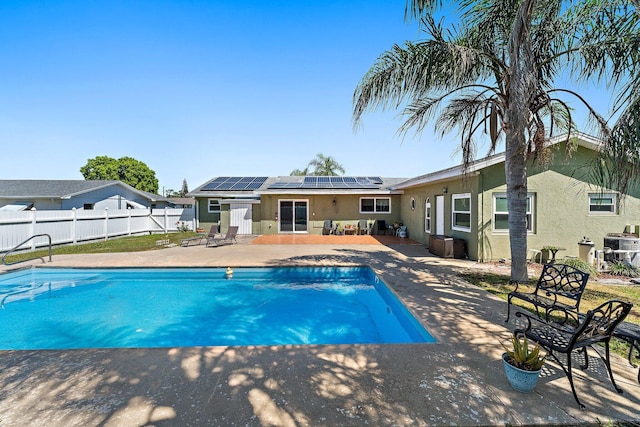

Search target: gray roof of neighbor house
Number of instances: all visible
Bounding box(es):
[188,176,408,198]
[391,132,603,190]
[0,180,165,201]
[167,197,195,205]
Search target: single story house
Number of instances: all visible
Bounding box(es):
[188,176,407,235]
[0,180,171,211]
[189,133,640,261]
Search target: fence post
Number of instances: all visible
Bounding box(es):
[72,207,77,244]
[30,208,37,250]
[164,208,168,233]
[128,209,132,235]
[104,208,109,240]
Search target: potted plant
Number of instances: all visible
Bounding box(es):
[501,334,546,393]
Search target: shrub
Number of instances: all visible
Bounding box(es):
[557,257,598,277]
[175,221,191,232]
[608,261,640,278]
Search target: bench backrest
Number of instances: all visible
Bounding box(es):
[573,300,632,347]
[535,263,589,307]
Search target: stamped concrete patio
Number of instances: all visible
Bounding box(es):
[0,236,638,426]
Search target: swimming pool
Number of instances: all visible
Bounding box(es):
[0,266,435,349]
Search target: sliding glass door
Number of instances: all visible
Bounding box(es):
[279,200,308,233]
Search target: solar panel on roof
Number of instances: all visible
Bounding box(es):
[267,176,382,190]
[202,177,267,191]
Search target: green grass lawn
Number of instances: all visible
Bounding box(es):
[2,232,196,264]
[460,270,640,361]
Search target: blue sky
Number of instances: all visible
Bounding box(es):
[0,1,614,194]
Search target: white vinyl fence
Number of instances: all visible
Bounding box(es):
[0,208,195,252]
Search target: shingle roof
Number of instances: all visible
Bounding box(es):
[0,180,164,201]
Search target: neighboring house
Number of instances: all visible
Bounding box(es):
[189,133,640,261]
[167,197,195,209]
[393,133,640,261]
[188,176,407,235]
[0,180,171,211]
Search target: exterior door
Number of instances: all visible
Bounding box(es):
[436,195,445,235]
[229,202,253,234]
[279,200,308,233]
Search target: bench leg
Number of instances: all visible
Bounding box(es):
[565,351,585,409]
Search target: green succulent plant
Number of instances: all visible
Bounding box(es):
[502,334,546,371]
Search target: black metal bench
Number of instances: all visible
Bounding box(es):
[612,321,640,383]
[506,263,589,325]
[515,300,633,409]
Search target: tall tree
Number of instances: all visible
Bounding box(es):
[290,154,345,176]
[308,153,345,176]
[354,0,639,281]
[80,156,160,194]
[179,179,189,197]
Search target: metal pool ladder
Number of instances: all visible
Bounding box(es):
[2,233,52,266]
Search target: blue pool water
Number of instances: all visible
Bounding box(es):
[0,266,435,350]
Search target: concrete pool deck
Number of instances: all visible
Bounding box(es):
[0,238,639,426]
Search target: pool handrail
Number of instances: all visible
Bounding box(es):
[2,233,52,266]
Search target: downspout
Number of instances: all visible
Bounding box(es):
[480,171,484,262]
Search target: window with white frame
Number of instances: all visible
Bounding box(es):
[360,197,391,213]
[493,193,534,232]
[452,193,471,232]
[208,199,221,213]
[588,193,616,214]
[424,198,431,233]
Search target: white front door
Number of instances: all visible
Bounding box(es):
[230,203,253,234]
[436,195,445,235]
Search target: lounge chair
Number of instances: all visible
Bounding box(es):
[181,224,218,247]
[207,226,239,247]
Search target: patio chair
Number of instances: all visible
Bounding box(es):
[376,220,387,235]
[358,219,371,235]
[322,220,334,235]
[181,224,218,247]
[515,299,633,408]
[207,226,239,247]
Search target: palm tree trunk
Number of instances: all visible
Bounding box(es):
[505,137,529,282]
[504,0,537,282]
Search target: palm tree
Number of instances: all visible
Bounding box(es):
[289,167,309,176]
[307,154,345,176]
[354,0,639,281]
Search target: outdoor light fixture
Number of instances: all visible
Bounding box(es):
[332,197,336,206]
[442,186,448,194]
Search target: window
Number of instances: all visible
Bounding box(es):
[589,193,616,214]
[425,198,431,233]
[493,193,534,232]
[452,193,471,232]
[208,199,221,213]
[83,203,94,210]
[360,197,391,214]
